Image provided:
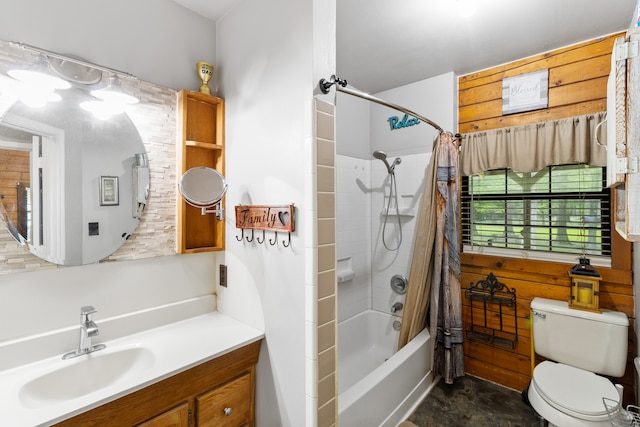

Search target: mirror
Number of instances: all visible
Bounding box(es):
[179,167,226,207]
[179,167,227,220]
[0,48,149,266]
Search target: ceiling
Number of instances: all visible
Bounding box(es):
[174,0,636,93]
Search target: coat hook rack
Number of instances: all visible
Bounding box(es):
[235,204,295,248]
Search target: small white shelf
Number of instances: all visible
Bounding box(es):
[380,208,416,218]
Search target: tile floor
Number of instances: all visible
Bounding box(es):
[403,375,542,427]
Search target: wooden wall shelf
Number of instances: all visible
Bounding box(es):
[177,89,225,254]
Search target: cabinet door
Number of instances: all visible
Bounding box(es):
[196,373,252,427]
[136,402,190,427]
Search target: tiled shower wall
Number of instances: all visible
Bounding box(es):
[335,151,430,323]
[336,155,371,322]
[312,99,337,427]
[370,152,430,316]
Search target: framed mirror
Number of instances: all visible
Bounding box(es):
[0,45,149,266]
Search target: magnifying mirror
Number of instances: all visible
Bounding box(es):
[179,166,227,219]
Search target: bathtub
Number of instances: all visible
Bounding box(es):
[338,310,434,427]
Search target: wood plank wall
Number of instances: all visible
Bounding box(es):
[457,32,636,401]
[0,149,30,226]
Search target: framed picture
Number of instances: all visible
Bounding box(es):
[502,69,548,115]
[100,176,119,206]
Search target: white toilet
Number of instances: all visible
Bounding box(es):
[527,297,629,427]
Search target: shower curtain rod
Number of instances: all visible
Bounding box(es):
[319,75,444,133]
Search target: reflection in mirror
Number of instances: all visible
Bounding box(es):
[0,42,149,266]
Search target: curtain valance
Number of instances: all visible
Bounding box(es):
[460,112,607,176]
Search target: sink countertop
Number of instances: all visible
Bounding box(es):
[0,312,264,427]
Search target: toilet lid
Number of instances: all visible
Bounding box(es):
[533,361,619,417]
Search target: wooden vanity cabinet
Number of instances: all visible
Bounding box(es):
[176,89,225,254]
[54,340,260,427]
[136,402,190,427]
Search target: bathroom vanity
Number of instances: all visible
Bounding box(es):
[55,340,260,427]
[0,312,263,427]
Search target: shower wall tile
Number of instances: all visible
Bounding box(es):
[317,139,335,166]
[318,295,336,325]
[318,244,336,273]
[318,345,336,379]
[318,269,335,299]
[318,219,336,246]
[317,165,335,192]
[316,98,334,114]
[313,98,336,427]
[336,155,372,321]
[306,278,318,324]
[318,192,335,219]
[306,395,319,427]
[305,247,318,291]
[318,398,336,427]
[318,372,336,409]
[316,108,335,141]
[305,351,318,397]
[318,320,335,354]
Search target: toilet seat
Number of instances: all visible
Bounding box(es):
[533,361,619,419]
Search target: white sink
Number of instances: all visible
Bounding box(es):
[0,312,263,427]
[19,346,155,408]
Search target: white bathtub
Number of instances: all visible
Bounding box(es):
[338,310,434,427]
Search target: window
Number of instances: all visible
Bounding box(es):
[461,164,611,258]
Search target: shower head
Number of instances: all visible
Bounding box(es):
[373,150,401,174]
[373,150,387,161]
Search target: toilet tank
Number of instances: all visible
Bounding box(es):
[531,297,628,377]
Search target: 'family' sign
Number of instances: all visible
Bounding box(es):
[235,204,295,232]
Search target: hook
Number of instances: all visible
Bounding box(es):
[595,119,607,147]
[236,229,244,241]
[269,231,278,246]
[282,232,291,248]
[246,229,254,243]
[256,230,265,244]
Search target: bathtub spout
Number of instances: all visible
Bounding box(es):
[391,302,403,313]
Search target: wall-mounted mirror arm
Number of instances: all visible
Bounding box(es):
[199,201,224,220]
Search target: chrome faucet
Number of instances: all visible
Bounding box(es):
[62,306,106,360]
[391,302,403,313]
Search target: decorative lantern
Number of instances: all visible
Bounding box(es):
[569,257,601,312]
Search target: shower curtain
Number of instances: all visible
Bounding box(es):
[398,131,464,384]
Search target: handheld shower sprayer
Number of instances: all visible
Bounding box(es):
[373,150,401,174]
[372,150,403,251]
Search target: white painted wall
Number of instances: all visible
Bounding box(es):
[371,72,458,156]
[336,92,370,158]
[215,0,323,425]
